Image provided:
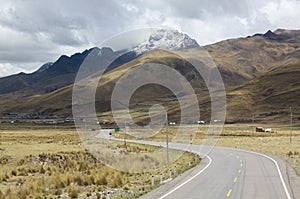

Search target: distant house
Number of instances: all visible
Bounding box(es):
[256,127,264,132]
[213,120,222,123]
[265,128,274,133]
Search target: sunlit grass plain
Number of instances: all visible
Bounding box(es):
[0,124,200,198]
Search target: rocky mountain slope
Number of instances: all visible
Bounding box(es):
[0,29,299,123]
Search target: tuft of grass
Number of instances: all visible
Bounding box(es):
[68,184,79,198]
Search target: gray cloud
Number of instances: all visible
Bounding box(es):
[0,0,299,77]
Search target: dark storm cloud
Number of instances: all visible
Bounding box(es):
[0,0,131,46]
[0,0,136,75]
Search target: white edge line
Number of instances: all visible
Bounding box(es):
[158,155,212,199]
[230,147,292,199]
[98,134,291,199]
[99,136,213,198]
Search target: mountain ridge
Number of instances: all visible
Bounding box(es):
[0,28,299,123]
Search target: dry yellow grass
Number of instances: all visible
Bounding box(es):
[2,122,298,198]
[0,127,199,198]
[193,124,300,175]
[144,123,300,175]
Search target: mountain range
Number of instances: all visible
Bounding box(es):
[0,29,299,123]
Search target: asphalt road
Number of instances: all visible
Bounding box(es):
[158,145,292,199]
[96,130,294,199]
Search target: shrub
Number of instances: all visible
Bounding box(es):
[74,175,83,186]
[96,175,107,185]
[53,189,62,195]
[112,173,123,187]
[96,192,101,199]
[68,185,79,198]
[287,151,293,157]
[11,170,17,176]
[0,190,3,199]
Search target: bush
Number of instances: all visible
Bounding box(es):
[74,175,83,186]
[112,173,123,188]
[11,170,17,176]
[68,185,79,198]
[0,190,3,199]
[53,189,62,195]
[39,166,46,174]
[96,192,101,199]
[96,175,107,185]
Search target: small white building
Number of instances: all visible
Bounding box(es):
[265,128,274,133]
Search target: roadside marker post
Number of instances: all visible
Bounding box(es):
[160,173,163,184]
[174,165,176,175]
[151,175,154,186]
[169,169,172,180]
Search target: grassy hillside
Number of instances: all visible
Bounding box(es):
[205,33,300,85]
[226,62,300,123]
[1,29,299,124]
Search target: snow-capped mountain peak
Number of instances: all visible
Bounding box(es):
[133,29,199,55]
[36,62,54,73]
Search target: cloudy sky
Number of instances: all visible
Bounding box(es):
[0,0,299,77]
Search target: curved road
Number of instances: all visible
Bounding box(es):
[96,131,294,199]
[154,144,292,199]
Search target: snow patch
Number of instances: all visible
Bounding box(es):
[133,29,199,55]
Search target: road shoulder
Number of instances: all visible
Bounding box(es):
[140,156,210,199]
[286,161,300,199]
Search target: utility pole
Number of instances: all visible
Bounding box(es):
[124,122,127,145]
[165,113,169,164]
[290,107,293,144]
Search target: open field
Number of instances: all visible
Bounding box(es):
[0,122,299,199]
[194,124,300,176]
[136,123,300,176]
[0,126,200,199]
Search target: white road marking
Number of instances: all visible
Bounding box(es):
[229,148,292,199]
[158,146,291,199]
[96,133,292,199]
[158,155,212,199]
